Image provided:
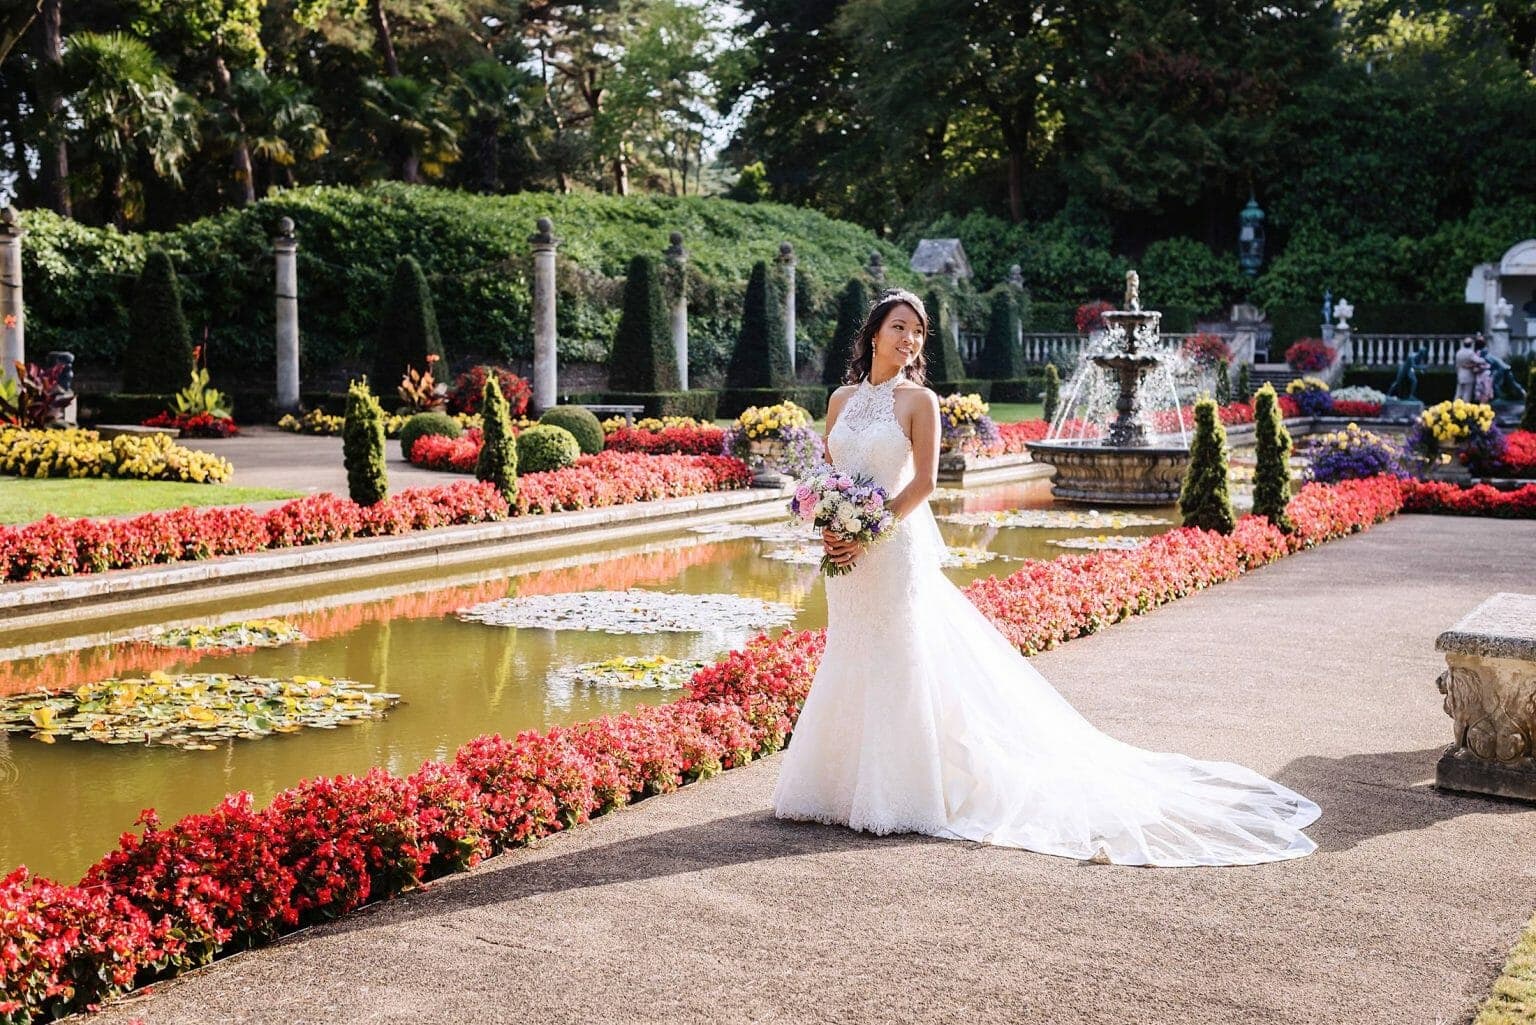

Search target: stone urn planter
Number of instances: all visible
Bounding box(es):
[745,437,794,487]
[1435,592,1536,801]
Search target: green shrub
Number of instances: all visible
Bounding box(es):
[978,289,1023,380]
[1178,399,1234,534]
[475,377,517,502]
[372,255,445,396]
[1042,363,1061,424]
[1251,385,1295,534]
[399,410,462,461]
[823,277,869,386]
[987,374,1046,404]
[1237,362,1252,401]
[1138,237,1244,317]
[125,250,193,394]
[517,423,582,473]
[538,405,604,454]
[1214,358,1232,406]
[609,254,678,392]
[342,380,388,506]
[922,289,965,387]
[726,261,791,390]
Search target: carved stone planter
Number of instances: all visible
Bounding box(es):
[1435,592,1536,801]
[745,438,792,487]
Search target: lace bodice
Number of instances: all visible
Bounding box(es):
[827,375,915,496]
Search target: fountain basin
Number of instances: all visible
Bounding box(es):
[1025,438,1191,506]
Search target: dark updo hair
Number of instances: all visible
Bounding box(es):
[844,288,930,386]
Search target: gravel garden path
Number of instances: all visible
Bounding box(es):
[91,514,1536,1025]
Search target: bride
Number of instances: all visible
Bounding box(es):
[771,289,1320,866]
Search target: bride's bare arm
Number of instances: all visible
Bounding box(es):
[887,388,939,520]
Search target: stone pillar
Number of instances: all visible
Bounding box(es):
[273,217,301,414]
[0,207,23,385]
[664,231,688,390]
[778,241,796,377]
[1491,297,1513,362]
[1229,302,1262,367]
[1483,266,1501,340]
[530,217,559,413]
[866,250,886,287]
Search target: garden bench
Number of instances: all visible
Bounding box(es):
[575,403,645,426]
[1435,592,1536,801]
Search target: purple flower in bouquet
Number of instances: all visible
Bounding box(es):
[788,469,896,576]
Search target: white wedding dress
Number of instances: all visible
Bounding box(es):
[771,375,1320,866]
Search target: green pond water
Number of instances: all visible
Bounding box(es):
[0,477,1188,882]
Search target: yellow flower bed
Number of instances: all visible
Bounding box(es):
[0,427,234,483]
[1286,376,1329,394]
[601,415,710,434]
[1419,398,1495,447]
[1316,422,1393,451]
[733,401,812,440]
[939,392,989,427]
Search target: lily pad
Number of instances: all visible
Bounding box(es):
[938,509,1170,529]
[1045,535,1151,552]
[0,671,398,750]
[688,522,818,544]
[146,618,309,650]
[762,543,1006,569]
[549,655,708,691]
[458,589,797,634]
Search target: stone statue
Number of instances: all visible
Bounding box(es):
[1493,296,1513,331]
[1387,348,1428,399]
[1333,298,1354,329]
[1321,288,1332,327]
[1124,270,1140,312]
[1476,336,1527,401]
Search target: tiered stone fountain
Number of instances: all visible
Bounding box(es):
[1025,271,1192,505]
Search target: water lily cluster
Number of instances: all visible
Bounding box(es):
[0,480,509,582]
[1305,423,1409,484]
[0,427,233,483]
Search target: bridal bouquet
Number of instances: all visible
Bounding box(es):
[789,469,896,577]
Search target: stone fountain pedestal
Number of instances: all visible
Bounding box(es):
[1435,593,1536,801]
[1024,440,1190,505]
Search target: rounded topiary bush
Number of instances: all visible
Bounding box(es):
[538,405,604,455]
[399,411,462,461]
[517,424,581,473]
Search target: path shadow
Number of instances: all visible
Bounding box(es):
[315,804,932,940]
[1274,746,1535,853]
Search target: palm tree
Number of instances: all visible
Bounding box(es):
[207,68,329,197]
[359,74,459,183]
[59,32,199,227]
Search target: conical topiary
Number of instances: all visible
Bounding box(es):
[977,289,1022,380]
[1237,362,1252,402]
[1522,364,1536,432]
[124,249,194,394]
[342,380,388,506]
[922,289,964,387]
[372,255,446,396]
[823,277,869,386]
[1251,383,1294,533]
[1178,398,1235,534]
[609,254,677,391]
[1043,363,1061,424]
[1214,358,1232,406]
[726,261,790,390]
[475,376,518,503]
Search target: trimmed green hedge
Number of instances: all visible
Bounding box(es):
[718,387,830,420]
[20,184,917,390]
[565,390,719,421]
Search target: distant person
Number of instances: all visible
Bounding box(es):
[1454,336,1480,402]
[1472,336,1494,404]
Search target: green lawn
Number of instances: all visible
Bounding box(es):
[0,479,304,525]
